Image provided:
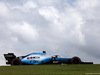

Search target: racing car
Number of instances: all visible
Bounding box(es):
[4,51,93,65]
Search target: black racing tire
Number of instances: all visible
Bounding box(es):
[71,57,81,64]
[11,59,21,66]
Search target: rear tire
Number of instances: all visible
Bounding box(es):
[71,57,81,64]
[11,59,21,66]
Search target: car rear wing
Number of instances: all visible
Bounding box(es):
[4,53,16,64]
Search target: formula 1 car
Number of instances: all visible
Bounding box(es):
[4,51,93,65]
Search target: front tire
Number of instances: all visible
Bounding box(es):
[71,57,81,64]
[11,59,21,66]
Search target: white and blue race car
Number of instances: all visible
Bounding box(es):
[4,51,93,65]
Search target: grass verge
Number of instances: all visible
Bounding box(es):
[0,64,100,75]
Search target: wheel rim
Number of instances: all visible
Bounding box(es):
[11,59,21,65]
[71,57,81,64]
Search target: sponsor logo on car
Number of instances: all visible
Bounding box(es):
[27,57,40,59]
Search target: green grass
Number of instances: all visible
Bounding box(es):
[0,64,100,75]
